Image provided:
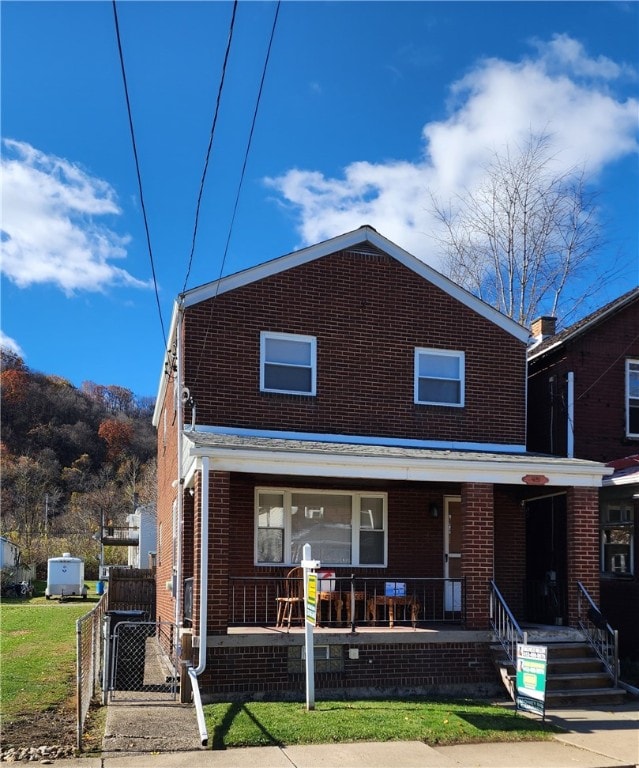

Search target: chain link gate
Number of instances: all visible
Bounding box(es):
[103,615,178,702]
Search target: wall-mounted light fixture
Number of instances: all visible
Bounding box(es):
[188,488,195,497]
[429,502,439,519]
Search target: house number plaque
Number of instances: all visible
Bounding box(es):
[522,474,549,485]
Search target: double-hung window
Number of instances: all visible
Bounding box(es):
[415,348,464,406]
[256,489,387,566]
[601,502,634,575]
[626,359,639,438]
[260,332,316,395]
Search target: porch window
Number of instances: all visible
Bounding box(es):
[260,332,316,395]
[626,359,639,438]
[414,348,464,406]
[255,489,387,566]
[601,502,634,575]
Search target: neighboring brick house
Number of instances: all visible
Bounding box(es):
[527,288,639,657]
[153,226,609,702]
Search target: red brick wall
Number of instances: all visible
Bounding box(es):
[462,483,494,629]
[192,469,231,636]
[182,249,526,445]
[198,641,497,699]
[155,374,179,626]
[494,489,526,616]
[528,299,639,462]
[566,486,600,624]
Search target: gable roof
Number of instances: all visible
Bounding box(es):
[154,226,530,421]
[528,286,639,362]
[180,226,528,336]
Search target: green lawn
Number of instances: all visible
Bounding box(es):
[204,697,558,750]
[2,585,558,751]
[0,583,100,723]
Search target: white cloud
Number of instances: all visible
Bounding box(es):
[0,139,151,294]
[0,330,25,358]
[266,35,639,269]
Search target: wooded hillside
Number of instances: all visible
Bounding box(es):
[0,348,157,577]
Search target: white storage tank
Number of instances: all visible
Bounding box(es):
[45,553,87,599]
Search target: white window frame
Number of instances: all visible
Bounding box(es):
[414,348,465,407]
[255,488,387,567]
[600,502,634,576]
[625,359,639,438]
[260,331,317,396]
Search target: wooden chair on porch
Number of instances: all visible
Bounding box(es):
[276,567,304,629]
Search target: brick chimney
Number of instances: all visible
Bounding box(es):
[531,316,557,341]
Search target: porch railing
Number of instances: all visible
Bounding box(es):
[489,580,527,666]
[576,581,619,687]
[229,574,465,629]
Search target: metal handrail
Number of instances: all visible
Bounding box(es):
[576,581,619,686]
[228,575,465,628]
[489,580,527,666]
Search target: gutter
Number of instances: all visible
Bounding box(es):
[188,455,209,747]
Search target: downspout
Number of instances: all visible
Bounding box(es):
[188,455,209,747]
[566,371,575,458]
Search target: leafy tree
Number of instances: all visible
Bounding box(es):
[431,133,610,327]
[98,418,134,462]
[0,351,156,572]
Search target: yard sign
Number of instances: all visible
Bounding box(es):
[516,643,548,719]
[306,572,317,625]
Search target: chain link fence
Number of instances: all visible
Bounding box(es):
[105,618,178,701]
[76,600,178,751]
[76,594,108,751]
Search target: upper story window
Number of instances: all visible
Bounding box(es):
[256,489,387,567]
[414,348,465,407]
[260,332,316,396]
[626,359,639,438]
[601,502,634,576]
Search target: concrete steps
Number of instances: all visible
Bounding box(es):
[491,640,627,708]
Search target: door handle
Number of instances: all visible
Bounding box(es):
[444,554,448,563]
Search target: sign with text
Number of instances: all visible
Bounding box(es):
[516,644,548,718]
[305,572,317,626]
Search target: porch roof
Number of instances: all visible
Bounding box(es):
[181,429,611,487]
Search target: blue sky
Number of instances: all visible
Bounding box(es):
[2,1,638,399]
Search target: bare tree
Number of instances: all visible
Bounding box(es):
[431,134,613,328]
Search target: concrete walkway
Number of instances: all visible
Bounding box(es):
[51,699,638,768]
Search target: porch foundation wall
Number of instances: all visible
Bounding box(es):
[195,636,500,701]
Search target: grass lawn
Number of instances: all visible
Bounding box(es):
[0,581,100,724]
[204,697,558,750]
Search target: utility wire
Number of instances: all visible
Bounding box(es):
[218,0,281,286]
[112,0,167,351]
[181,0,239,295]
[191,1,281,390]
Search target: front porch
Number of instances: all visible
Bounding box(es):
[226,575,465,631]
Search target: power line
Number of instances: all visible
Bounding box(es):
[112,0,167,351]
[181,0,239,295]
[218,0,281,284]
[190,1,282,391]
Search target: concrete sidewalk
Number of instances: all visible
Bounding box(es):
[57,699,638,768]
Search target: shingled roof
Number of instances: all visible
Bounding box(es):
[528,286,639,361]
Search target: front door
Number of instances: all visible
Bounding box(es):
[444,497,462,612]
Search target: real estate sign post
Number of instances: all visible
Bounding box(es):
[516,643,548,720]
[301,544,320,711]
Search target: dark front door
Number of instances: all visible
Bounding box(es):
[525,494,567,624]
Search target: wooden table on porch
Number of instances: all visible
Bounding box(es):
[317,591,344,625]
[317,591,367,625]
[367,595,420,628]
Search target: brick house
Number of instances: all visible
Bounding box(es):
[153,226,610,703]
[527,288,639,656]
